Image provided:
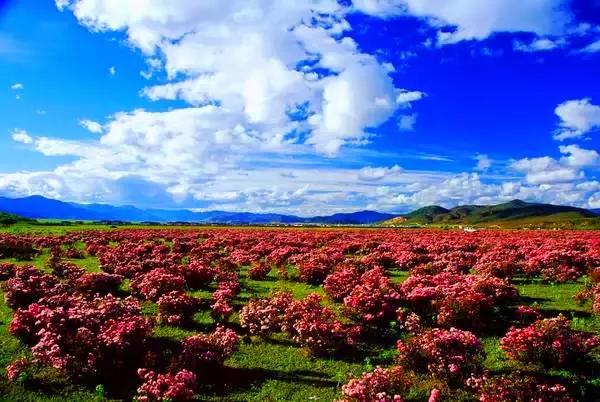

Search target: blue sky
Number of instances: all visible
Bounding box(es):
[1,0,600,214]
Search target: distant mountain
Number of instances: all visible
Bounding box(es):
[305,210,398,225]
[590,209,600,216]
[382,199,598,227]
[0,196,396,225]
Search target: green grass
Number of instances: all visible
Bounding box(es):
[0,227,598,401]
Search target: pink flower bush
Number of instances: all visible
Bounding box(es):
[157,291,200,326]
[3,266,60,309]
[397,328,484,386]
[343,268,401,326]
[240,292,293,336]
[283,293,360,355]
[136,369,197,401]
[178,326,239,370]
[472,373,574,402]
[130,268,187,301]
[323,265,361,301]
[248,261,271,280]
[9,294,150,382]
[5,357,30,382]
[74,272,123,295]
[339,366,411,402]
[180,261,216,289]
[501,315,599,367]
[400,272,517,329]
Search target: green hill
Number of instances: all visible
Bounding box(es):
[382,200,600,228]
[0,211,34,225]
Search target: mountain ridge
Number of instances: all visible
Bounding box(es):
[0,196,396,225]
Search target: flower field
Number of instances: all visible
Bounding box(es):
[0,227,599,401]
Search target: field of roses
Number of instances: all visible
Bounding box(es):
[0,227,599,401]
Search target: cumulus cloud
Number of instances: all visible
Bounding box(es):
[513,38,561,52]
[79,119,103,134]
[511,145,598,185]
[56,0,408,157]
[474,154,492,171]
[355,0,572,44]
[10,83,23,90]
[580,39,600,53]
[11,129,33,144]
[553,98,600,141]
[109,66,116,76]
[358,165,402,181]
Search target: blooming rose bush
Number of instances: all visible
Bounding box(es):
[247,260,271,280]
[74,272,123,295]
[178,326,239,370]
[339,366,411,402]
[157,291,200,326]
[130,268,187,301]
[397,328,484,386]
[239,292,294,336]
[9,294,150,384]
[501,315,599,367]
[323,265,361,302]
[283,293,360,355]
[136,368,197,401]
[343,268,401,327]
[400,272,518,329]
[469,372,574,402]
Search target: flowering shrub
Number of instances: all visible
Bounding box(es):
[323,265,361,301]
[9,294,150,382]
[343,268,401,326]
[397,328,484,386]
[339,366,411,402]
[400,273,517,329]
[283,293,359,355]
[471,372,574,402]
[178,326,239,370]
[130,268,187,301]
[136,369,197,401]
[0,262,17,280]
[501,315,599,367]
[5,357,30,382]
[240,292,293,336]
[3,266,60,309]
[181,261,216,289]
[157,292,200,326]
[248,261,271,280]
[74,272,123,295]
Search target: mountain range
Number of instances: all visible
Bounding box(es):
[0,196,396,225]
[0,195,598,227]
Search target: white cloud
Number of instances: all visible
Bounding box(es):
[580,39,600,53]
[355,0,572,44]
[109,66,116,76]
[398,114,417,131]
[510,145,598,186]
[11,130,33,144]
[554,98,600,141]
[559,144,599,167]
[474,154,492,171]
[358,165,402,181]
[79,119,103,134]
[57,1,406,157]
[10,83,23,90]
[513,38,561,52]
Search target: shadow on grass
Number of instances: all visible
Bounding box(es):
[197,365,338,398]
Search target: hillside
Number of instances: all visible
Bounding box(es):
[382,200,600,228]
[0,211,33,225]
